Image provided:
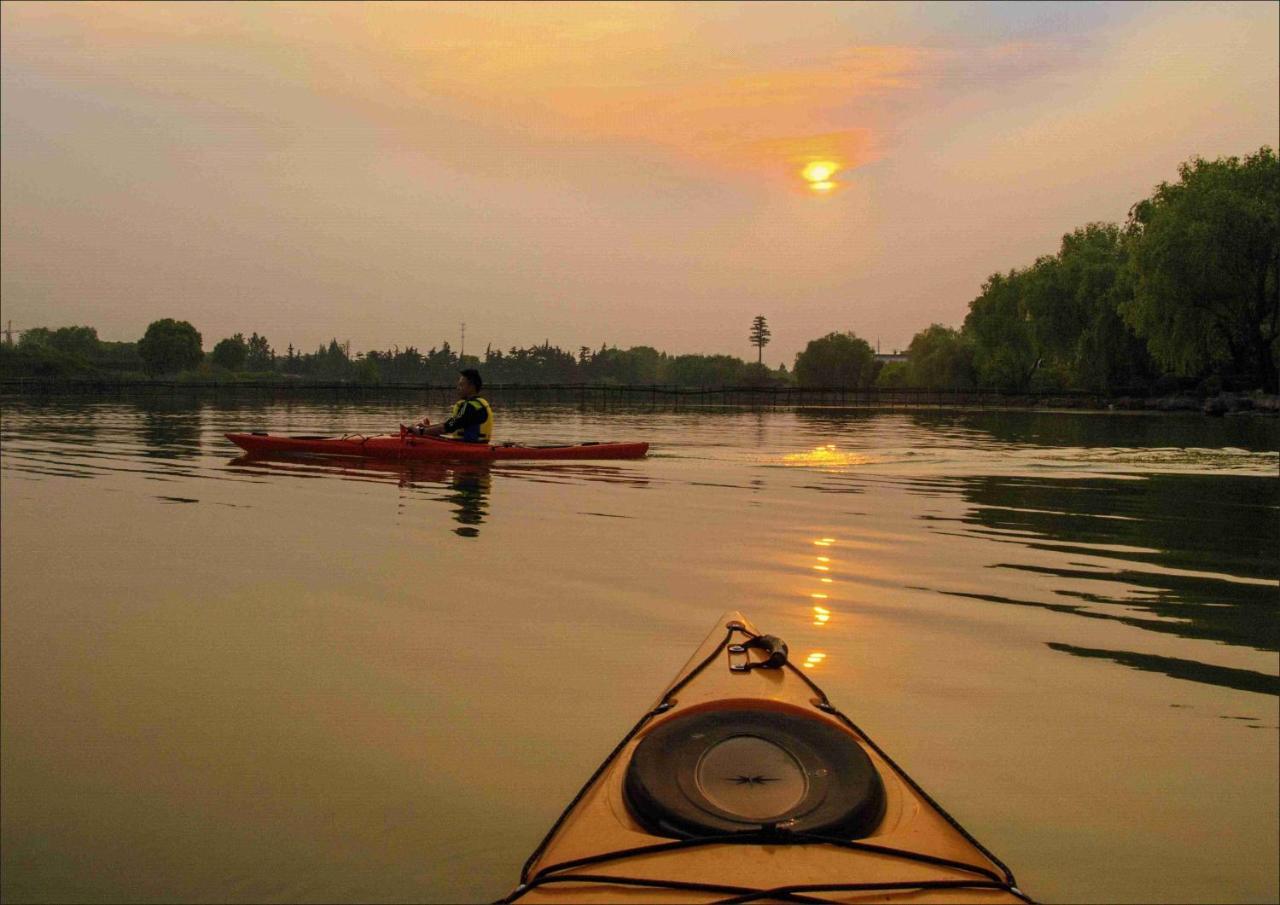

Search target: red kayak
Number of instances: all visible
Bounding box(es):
[225,430,649,461]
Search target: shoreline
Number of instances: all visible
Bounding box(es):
[1,379,1276,416]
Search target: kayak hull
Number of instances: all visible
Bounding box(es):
[224,432,648,461]
[504,613,1029,904]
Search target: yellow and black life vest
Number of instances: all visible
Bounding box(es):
[446,396,494,443]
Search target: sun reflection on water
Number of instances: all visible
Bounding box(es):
[783,446,870,468]
[806,537,839,626]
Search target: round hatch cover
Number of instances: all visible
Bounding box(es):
[624,704,885,839]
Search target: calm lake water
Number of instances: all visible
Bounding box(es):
[2,395,1277,904]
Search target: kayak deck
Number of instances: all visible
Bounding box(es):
[503,613,1030,904]
[224,432,648,461]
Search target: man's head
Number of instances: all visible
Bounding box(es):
[457,368,483,397]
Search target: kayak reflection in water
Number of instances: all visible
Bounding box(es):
[229,453,493,536]
[305,456,490,536]
[409,368,494,443]
[342,456,490,537]
[448,465,490,537]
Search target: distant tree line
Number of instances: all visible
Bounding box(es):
[0,325,145,378]
[0,321,792,387]
[3,148,1273,394]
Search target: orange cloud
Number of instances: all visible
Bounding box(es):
[0,2,1099,190]
[55,3,921,181]
[301,6,931,182]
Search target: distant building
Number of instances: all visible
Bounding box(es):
[874,351,908,364]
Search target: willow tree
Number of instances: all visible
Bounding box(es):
[963,270,1037,391]
[1124,147,1279,392]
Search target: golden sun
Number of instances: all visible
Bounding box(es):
[801,161,838,182]
[800,161,840,193]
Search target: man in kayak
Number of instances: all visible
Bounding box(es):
[410,368,494,443]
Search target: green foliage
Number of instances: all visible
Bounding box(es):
[1123,147,1279,391]
[19,325,99,356]
[793,332,877,387]
[960,221,1156,392]
[0,324,770,386]
[875,361,908,388]
[964,271,1037,390]
[56,326,100,357]
[5,325,142,378]
[1054,224,1153,391]
[359,341,768,386]
[94,340,144,374]
[210,334,249,371]
[667,353,748,386]
[740,362,774,387]
[353,356,381,385]
[905,324,975,389]
[16,327,53,348]
[245,333,274,371]
[581,345,663,384]
[138,319,203,375]
[301,339,352,379]
[363,343,459,383]
[494,342,580,383]
[0,341,97,378]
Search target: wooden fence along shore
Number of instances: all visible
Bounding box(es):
[0,379,1246,412]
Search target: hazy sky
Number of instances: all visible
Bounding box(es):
[2,1,1277,366]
